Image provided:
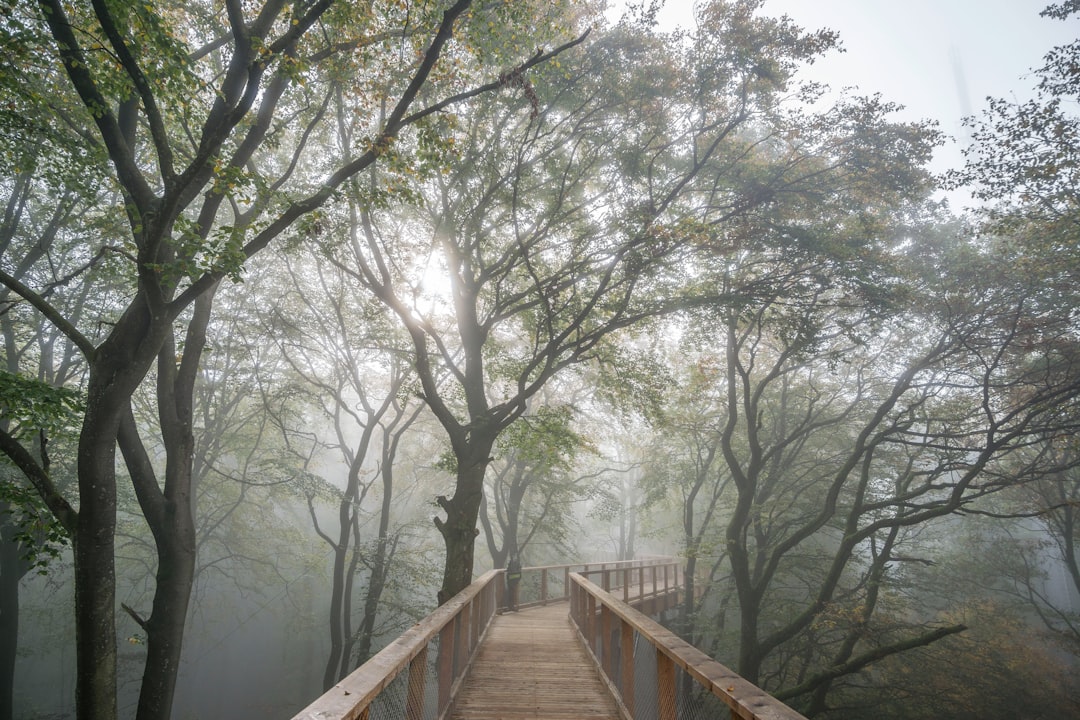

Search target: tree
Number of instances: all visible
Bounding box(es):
[329,0,854,603]
[647,218,1080,715]
[953,2,1080,232]
[263,251,426,688]
[0,2,581,718]
[479,400,597,568]
[947,0,1080,664]
[0,375,79,720]
[0,78,104,715]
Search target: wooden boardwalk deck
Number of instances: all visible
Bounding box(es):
[449,602,620,720]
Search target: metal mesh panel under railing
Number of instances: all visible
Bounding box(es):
[545,568,567,601]
[568,565,806,720]
[674,664,732,720]
[518,571,542,606]
[421,632,441,720]
[633,629,660,720]
[352,630,447,720]
[361,658,411,720]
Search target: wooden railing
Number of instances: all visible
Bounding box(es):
[290,569,500,720]
[508,557,677,611]
[290,557,676,720]
[569,572,808,720]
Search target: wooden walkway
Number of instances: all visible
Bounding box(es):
[449,602,620,720]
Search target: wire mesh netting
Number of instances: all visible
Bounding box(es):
[517,572,543,606]
[632,630,660,720]
[574,584,742,720]
[363,657,410,720]
[512,568,570,607]
[675,664,732,720]
[357,632,441,720]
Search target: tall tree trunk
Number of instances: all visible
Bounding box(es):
[436,440,494,605]
[110,290,213,720]
[323,425,377,690]
[74,393,122,720]
[354,422,408,667]
[322,508,351,690]
[0,503,30,720]
[134,511,196,720]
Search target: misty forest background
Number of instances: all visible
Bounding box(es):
[2,1,1080,718]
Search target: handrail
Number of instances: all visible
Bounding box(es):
[570,573,808,720]
[290,569,501,720]
[289,558,682,720]
[500,557,675,611]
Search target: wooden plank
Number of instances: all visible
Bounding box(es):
[449,602,621,720]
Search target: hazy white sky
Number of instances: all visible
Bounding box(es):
[648,0,1077,206]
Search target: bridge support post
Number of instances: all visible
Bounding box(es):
[406,646,427,720]
[438,621,454,715]
[601,605,613,678]
[657,648,676,720]
[620,620,634,716]
[587,593,598,654]
[470,595,481,652]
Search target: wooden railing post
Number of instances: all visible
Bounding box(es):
[541,568,549,604]
[620,619,635,717]
[657,648,676,720]
[438,621,454,715]
[454,612,468,685]
[587,593,598,654]
[601,605,614,678]
[470,596,480,652]
[406,645,427,720]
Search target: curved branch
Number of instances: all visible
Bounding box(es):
[0,268,95,358]
[36,0,155,211]
[0,427,78,535]
[89,0,175,183]
[774,624,967,702]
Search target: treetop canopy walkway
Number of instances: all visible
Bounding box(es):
[290,558,807,720]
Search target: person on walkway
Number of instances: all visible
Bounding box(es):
[506,556,522,611]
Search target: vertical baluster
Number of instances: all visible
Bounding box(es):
[405,645,427,720]
[454,611,468,684]
[601,604,614,679]
[620,620,635,717]
[438,621,454,715]
[657,649,676,720]
[470,596,480,652]
[587,593,598,654]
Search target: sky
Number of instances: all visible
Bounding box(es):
[647,0,1078,208]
